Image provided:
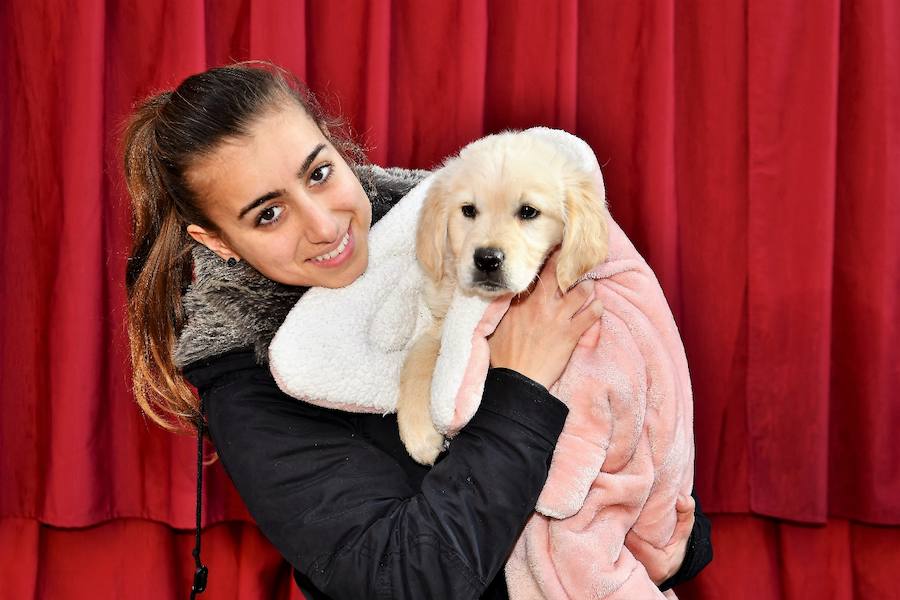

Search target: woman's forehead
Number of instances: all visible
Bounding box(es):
[186,104,327,211]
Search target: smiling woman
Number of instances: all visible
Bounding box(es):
[122,62,368,430]
[120,61,707,599]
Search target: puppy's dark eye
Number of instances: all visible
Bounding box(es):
[518,205,540,220]
[461,204,478,219]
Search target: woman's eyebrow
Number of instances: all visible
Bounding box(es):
[238,190,282,220]
[298,143,326,178]
[237,143,328,220]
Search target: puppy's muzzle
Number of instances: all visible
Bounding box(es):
[474,247,504,273]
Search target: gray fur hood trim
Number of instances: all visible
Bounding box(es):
[173,164,428,369]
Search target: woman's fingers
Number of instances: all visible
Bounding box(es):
[569,295,604,337]
[623,496,695,585]
[488,251,603,388]
[672,494,696,537]
[624,530,669,585]
[562,278,593,314]
[675,493,696,516]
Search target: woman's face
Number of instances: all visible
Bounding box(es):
[185,101,372,288]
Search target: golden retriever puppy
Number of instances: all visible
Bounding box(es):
[397,132,611,465]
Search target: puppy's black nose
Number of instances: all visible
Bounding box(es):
[474,247,504,272]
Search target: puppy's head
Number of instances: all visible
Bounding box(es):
[416,132,609,296]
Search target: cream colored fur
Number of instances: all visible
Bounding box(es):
[397,132,610,465]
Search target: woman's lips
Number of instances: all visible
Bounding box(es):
[308,229,354,268]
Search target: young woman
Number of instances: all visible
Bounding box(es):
[122,62,711,599]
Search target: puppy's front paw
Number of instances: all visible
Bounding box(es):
[401,422,446,466]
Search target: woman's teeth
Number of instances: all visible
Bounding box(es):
[313,233,350,262]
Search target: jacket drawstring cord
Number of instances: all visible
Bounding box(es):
[190,396,208,598]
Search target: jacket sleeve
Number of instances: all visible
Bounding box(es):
[189,353,568,600]
[658,489,714,592]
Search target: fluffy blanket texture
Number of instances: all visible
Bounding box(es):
[269,129,694,599]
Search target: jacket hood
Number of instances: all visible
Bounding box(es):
[173,164,428,369]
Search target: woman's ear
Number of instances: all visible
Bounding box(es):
[415,182,451,283]
[556,172,609,292]
[186,224,240,263]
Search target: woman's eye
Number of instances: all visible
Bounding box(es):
[518,205,540,220]
[257,205,284,226]
[461,204,478,218]
[310,163,333,185]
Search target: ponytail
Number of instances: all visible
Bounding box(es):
[121,62,367,431]
[123,93,198,430]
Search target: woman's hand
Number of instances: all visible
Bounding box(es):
[625,494,696,585]
[488,251,604,389]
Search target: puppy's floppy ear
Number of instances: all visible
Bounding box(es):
[556,170,610,292]
[416,180,451,282]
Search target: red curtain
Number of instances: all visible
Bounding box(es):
[2,0,898,598]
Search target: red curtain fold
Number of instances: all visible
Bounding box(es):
[484,0,578,134]
[829,0,900,524]
[679,515,900,599]
[2,516,898,600]
[386,1,489,168]
[0,518,305,599]
[306,1,392,165]
[2,0,899,597]
[672,0,754,516]
[745,0,841,523]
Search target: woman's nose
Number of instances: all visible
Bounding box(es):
[298,197,339,243]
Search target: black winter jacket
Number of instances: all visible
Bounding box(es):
[185,352,567,598]
[183,350,711,599]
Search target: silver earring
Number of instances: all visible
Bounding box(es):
[226,257,237,267]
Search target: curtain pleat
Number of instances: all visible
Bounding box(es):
[484,0,578,133]
[829,0,900,524]
[0,518,306,600]
[673,0,753,516]
[386,0,488,168]
[745,0,841,523]
[2,516,898,599]
[2,0,899,597]
[248,1,306,80]
[306,0,393,165]
[677,516,900,599]
[576,0,681,304]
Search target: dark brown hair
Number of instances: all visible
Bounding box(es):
[122,61,364,431]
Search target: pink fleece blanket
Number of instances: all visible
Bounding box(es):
[447,217,695,599]
[270,129,694,599]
